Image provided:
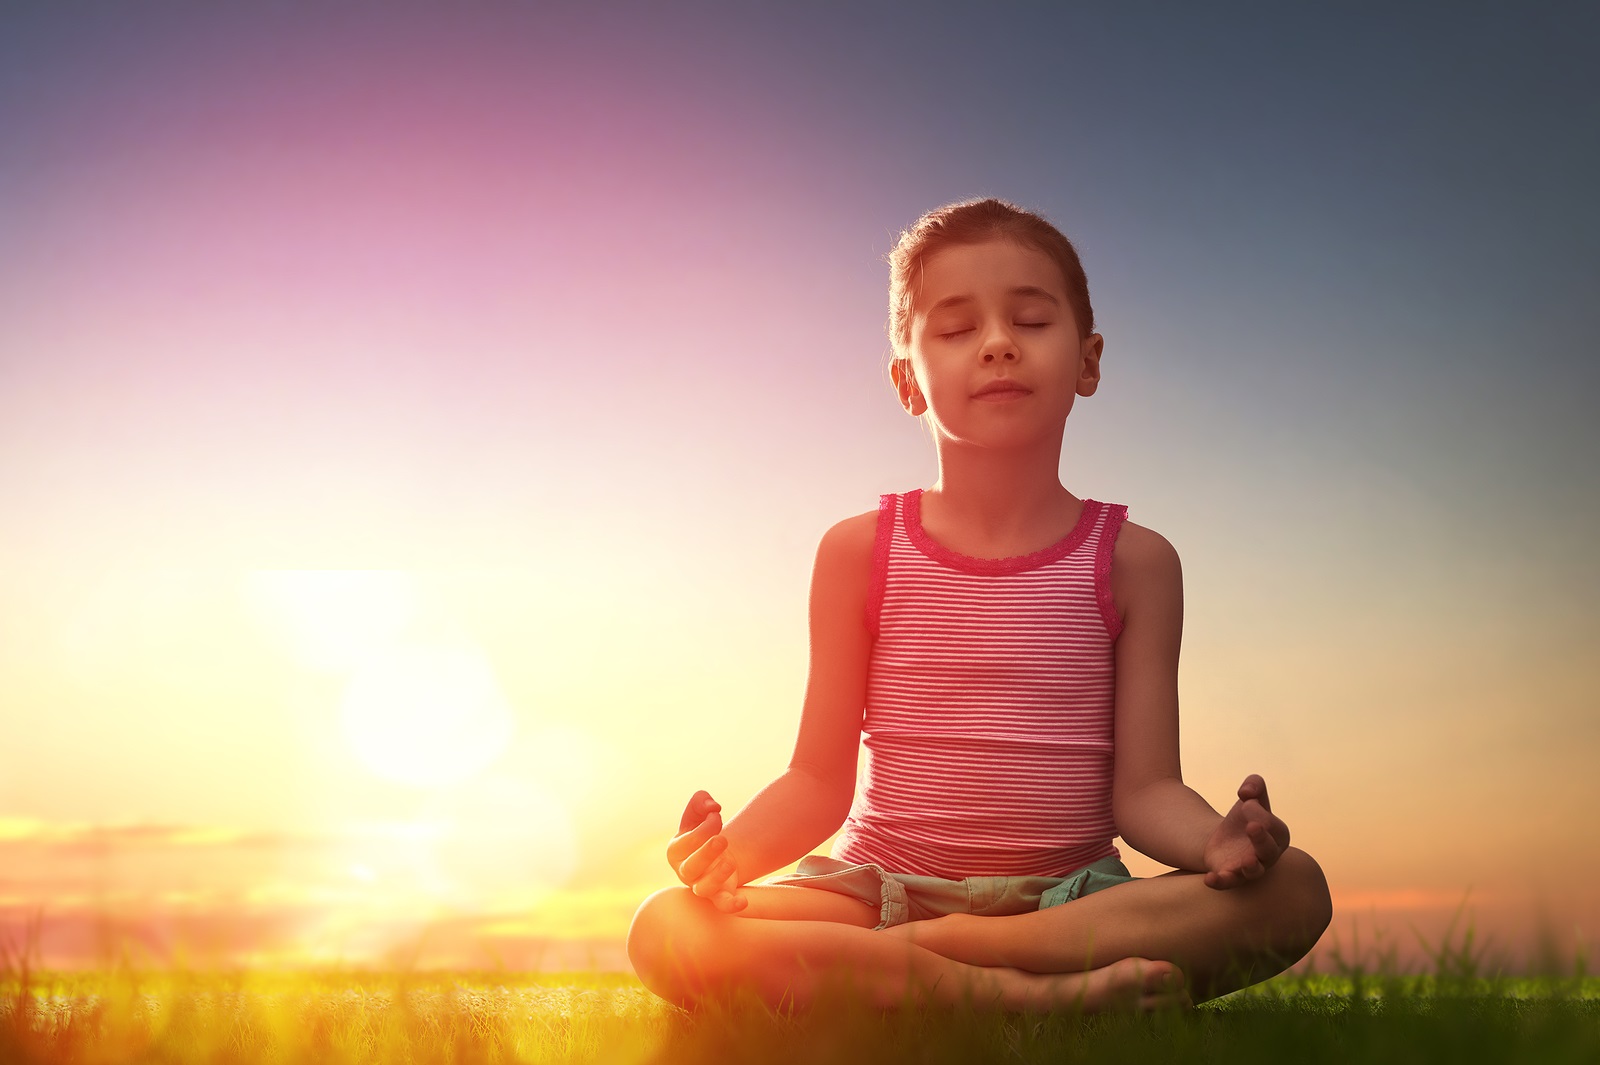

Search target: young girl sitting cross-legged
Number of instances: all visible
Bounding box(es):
[627,197,1333,1013]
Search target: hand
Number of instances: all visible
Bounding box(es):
[666,790,747,913]
[1202,774,1292,890]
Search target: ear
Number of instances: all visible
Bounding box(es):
[890,358,927,416]
[1076,333,1104,398]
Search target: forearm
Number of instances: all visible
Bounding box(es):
[1115,777,1223,872]
[719,765,853,885]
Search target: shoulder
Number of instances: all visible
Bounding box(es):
[1109,519,1182,622]
[1111,519,1179,570]
[810,508,881,627]
[816,508,880,575]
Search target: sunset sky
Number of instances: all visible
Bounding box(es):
[2,3,1596,972]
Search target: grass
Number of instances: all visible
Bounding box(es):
[3,915,1597,1064]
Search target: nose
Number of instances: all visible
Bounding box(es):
[979,321,1019,363]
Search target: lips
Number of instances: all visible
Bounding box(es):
[973,379,1031,398]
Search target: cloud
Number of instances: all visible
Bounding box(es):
[1331,887,1494,913]
[0,818,306,851]
[0,897,633,971]
[0,817,647,968]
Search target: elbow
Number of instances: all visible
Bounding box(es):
[1111,804,1139,847]
[790,761,855,829]
[824,788,855,833]
[1110,787,1142,836]
[1111,776,1173,840]
[816,776,858,832]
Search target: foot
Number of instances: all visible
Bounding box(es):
[1005,957,1191,1013]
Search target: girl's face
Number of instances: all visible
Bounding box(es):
[894,239,1103,449]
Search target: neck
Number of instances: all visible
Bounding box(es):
[926,439,1077,539]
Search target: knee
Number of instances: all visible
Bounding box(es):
[626,887,721,1005]
[1271,847,1333,944]
[900,909,978,948]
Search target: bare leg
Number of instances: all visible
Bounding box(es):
[883,847,1332,1001]
[627,885,1190,1012]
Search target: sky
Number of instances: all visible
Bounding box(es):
[1,2,1597,972]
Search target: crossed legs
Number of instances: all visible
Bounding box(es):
[885,847,1332,1002]
[628,846,1331,1010]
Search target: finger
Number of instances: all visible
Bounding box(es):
[1240,798,1276,827]
[667,808,722,869]
[666,809,723,871]
[1247,774,1272,812]
[697,862,744,905]
[690,854,739,899]
[712,891,748,914]
[675,830,729,885]
[1247,802,1291,852]
[678,791,721,835]
[1249,822,1284,867]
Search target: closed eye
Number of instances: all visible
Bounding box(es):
[939,323,1049,339]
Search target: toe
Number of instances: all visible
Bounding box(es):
[1137,963,1190,1012]
[1140,959,1182,992]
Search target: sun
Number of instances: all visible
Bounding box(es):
[242,570,516,788]
[339,642,514,788]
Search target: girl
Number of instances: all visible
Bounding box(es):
[627,198,1332,1012]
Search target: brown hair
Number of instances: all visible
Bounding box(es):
[886,197,1095,361]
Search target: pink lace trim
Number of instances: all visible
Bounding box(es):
[1094,504,1129,640]
[865,494,896,637]
[904,489,1103,575]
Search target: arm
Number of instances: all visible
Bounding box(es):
[1109,524,1292,885]
[672,510,876,898]
[722,509,875,880]
[1108,522,1220,872]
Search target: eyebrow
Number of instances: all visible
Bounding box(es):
[924,286,1061,315]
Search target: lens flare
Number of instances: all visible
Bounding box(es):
[338,642,514,788]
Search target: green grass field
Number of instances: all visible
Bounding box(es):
[5,922,1597,1064]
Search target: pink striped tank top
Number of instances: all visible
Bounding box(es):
[830,489,1128,879]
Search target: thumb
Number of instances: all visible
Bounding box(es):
[679,791,720,834]
[1239,774,1270,811]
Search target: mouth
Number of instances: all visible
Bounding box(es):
[973,381,1032,400]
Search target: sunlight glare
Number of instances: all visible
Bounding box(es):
[413,776,580,906]
[339,643,514,788]
[242,570,418,673]
[525,723,603,802]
